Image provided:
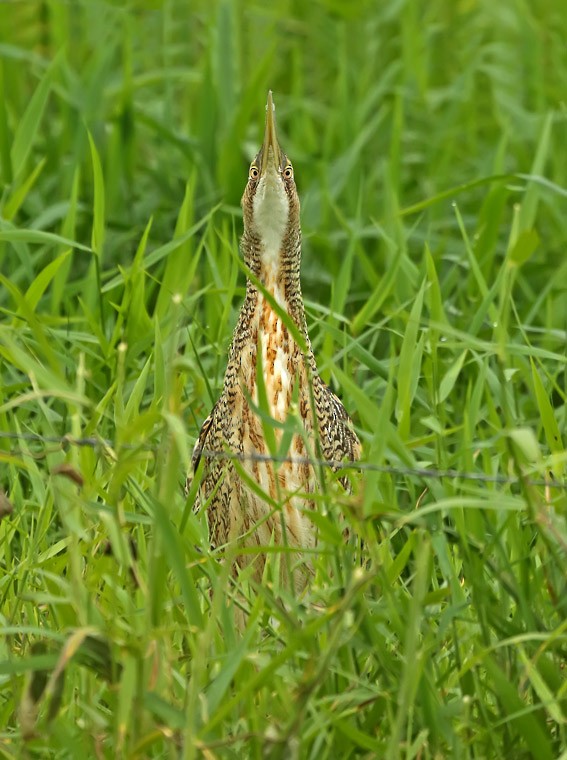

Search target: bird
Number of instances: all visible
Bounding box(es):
[188,91,360,588]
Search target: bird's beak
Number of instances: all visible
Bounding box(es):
[260,90,281,175]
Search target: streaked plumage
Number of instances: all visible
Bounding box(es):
[187,92,360,585]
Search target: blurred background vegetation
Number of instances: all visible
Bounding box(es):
[2,0,566,310]
[0,1,566,757]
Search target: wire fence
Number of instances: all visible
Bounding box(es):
[1,430,565,490]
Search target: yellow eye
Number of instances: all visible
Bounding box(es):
[283,165,293,179]
[249,165,259,180]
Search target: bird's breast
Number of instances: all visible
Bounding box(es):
[240,287,300,423]
[235,285,315,511]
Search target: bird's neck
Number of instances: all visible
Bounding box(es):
[228,225,315,378]
[241,225,304,321]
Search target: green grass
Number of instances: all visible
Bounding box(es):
[1,1,566,757]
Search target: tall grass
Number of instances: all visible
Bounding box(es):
[1,1,566,757]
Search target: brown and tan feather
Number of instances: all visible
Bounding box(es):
[187,92,360,586]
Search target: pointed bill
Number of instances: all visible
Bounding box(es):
[260,90,281,175]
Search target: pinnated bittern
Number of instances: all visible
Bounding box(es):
[188,92,360,584]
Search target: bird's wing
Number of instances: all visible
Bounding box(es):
[315,383,361,477]
[185,402,219,497]
[191,402,219,471]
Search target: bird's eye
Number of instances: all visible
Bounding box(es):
[283,165,294,179]
[249,165,259,180]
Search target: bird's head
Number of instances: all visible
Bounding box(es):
[241,92,300,269]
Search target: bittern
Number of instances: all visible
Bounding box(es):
[188,91,360,584]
